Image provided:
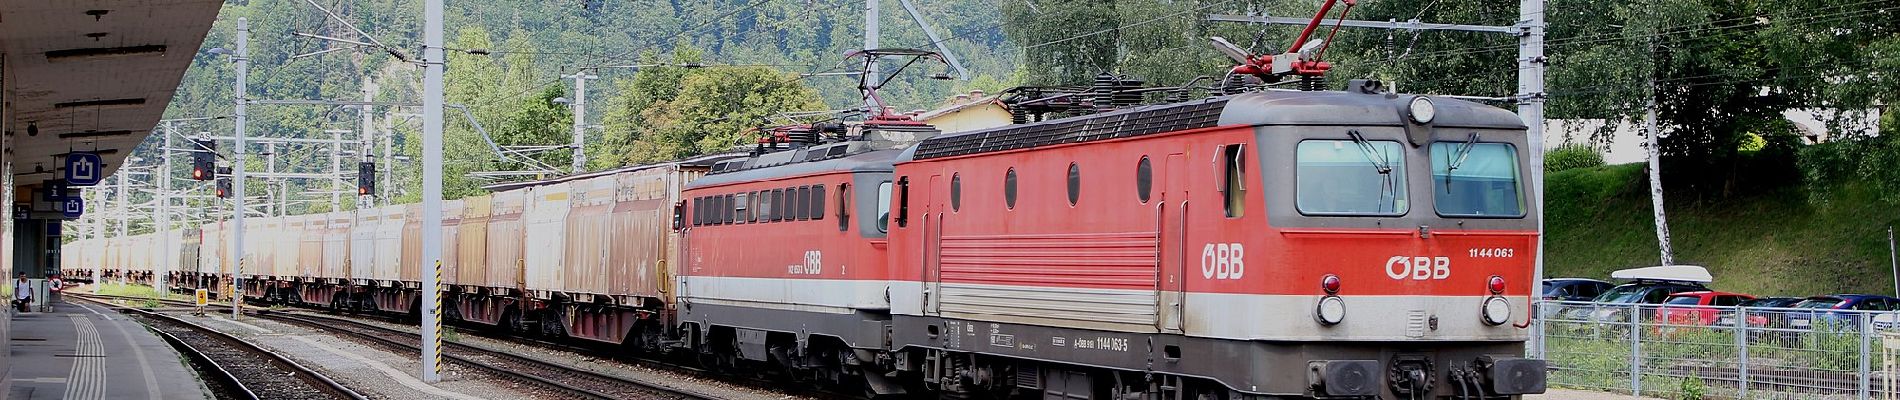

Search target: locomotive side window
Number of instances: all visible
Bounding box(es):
[797,186,812,220]
[810,185,826,220]
[735,192,751,223]
[876,181,893,233]
[691,198,701,226]
[1431,141,1524,217]
[724,194,736,224]
[1004,168,1018,209]
[774,188,789,221]
[950,173,962,212]
[837,183,851,231]
[1296,138,1409,216]
[1136,156,1152,204]
[759,190,775,221]
[789,187,804,220]
[1067,163,1081,206]
[1221,145,1245,217]
[750,191,763,222]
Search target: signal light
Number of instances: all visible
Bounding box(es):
[1321,274,1341,294]
[357,161,375,196]
[1488,275,1506,295]
[215,166,232,198]
[191,139,216,181]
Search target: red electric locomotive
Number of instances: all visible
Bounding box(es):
[884,79,1545,399]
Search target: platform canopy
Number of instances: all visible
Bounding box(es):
[3,0,223,192]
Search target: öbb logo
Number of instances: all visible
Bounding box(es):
[1386,256,1450,280]
[1201,243,1244,280]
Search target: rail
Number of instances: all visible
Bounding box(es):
[70,294,369,400]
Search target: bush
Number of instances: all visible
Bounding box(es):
[1546,144,1606,172]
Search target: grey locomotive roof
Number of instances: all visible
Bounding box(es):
[481,152,740,192]
[685,149,899,189]
[904,86,1526,161]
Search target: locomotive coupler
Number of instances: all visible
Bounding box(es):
[1387,355,1436,397]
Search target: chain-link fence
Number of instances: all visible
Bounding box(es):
[1535,300,1900,399]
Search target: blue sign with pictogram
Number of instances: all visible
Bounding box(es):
[61,197,84,219]
[64,152,103,186]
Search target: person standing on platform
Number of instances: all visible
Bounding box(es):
[14,273,31,313]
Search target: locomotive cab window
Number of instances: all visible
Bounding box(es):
[1296,136,1409,216]
[1220,145,1244,217]
[1431,140,1523,217]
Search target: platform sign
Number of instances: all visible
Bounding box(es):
[64,152,103,186]
[195,289,209,307]
[61,197,84,219]
[40,180,68,202]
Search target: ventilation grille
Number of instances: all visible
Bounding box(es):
[915,100,1227,160]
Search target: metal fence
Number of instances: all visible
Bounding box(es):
[1534,300,1900,399]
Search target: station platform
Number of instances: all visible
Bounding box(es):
[7,300,210,400]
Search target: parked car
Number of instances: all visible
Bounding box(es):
[1784,294,1900,331]
[1714,296,1801,327]
[1544,278,1613,301]
[1655,291,1755,326]
[1575,280,1709,322]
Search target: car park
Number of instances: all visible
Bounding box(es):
[1714,296,1801,328]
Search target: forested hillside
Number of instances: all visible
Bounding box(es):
[127,0,1898,222]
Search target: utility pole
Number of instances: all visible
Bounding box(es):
[231,17,250,319]
[116,165,129,238]
[158,121,175,292]
[381,114,394,207]
[363,77,379,205]
[331,129,343,212]
[421,0,446,383]
[863,0,881,112]
[266,142,278,216]
[1889,226,1897,298]
[567,70,596,174]
[1519,0,1550,359]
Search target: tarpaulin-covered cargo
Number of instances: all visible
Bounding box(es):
[373,205,405,283]
[606,164,694,303]
[485,190,526,290]
[522,183,571,295]
[401,204,421,283]
[563,176,614,296]
[323,213,352,281]
[298,216,325,278]
[440,200,464,286]
[455,196,491,288]
[350,209,378,281]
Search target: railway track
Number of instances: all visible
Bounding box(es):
[82,292,842,400]
[69,296,368,400]
[255,310,718,400]
[82,293,716,399]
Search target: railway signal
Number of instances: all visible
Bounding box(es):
[192,139,216,180]
[215,167,232,198]
[357,161,376,196]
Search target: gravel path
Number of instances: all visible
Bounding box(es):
[177,312,549,400]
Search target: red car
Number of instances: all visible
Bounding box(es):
[1656,291,1756,325]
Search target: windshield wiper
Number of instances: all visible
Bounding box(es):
[1443,132,1479,193]
[1347,130,1399,213]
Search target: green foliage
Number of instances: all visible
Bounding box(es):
[1799,134,1900,206]
[1545,144,1607,172]
[594,50,827,166]
[1546,161,1900,296]
[1676,376,1705,400]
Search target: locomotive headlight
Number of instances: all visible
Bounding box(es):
[1407,96,1436,124]
[1482,296,1512,326]
[1316,296,1347,325]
